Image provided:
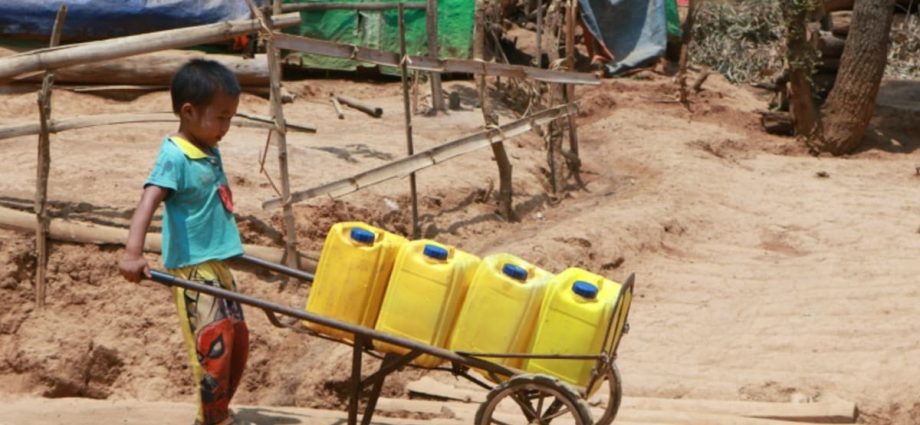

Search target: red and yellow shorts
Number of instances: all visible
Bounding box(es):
[170,260,249,425]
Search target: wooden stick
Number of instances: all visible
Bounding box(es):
[0,14,301,82]
[677,0,697,106]
[262,0,300,269]
[473,0,514,221]
[563,0,583,188]
[330,96,345,119]
[335,95,383,117]
[262,104,576,210]
[35,5,67,309]
[271,32,600,85]
[398,4,421,239]
[281,2,426,12]
[426,0,445,113]
[0,112,315,141]
[0,206,317,272]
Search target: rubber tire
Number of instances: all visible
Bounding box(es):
[594,361,623,425]
[475,374,594,425]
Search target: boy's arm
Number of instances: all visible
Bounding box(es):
[119,185,169,283]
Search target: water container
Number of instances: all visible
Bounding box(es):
[448,254,553,372]
[374,240,481,367]
[522,268,624,389]
[304,222,407,340]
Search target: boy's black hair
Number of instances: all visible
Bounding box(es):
[170,59,241,113]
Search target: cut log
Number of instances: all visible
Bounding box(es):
[818,31,847,58]
[823,0,854,12]
[14,50,268,86]
[829,11,852,36]
[0,206,317,271]
[0,13,300,81]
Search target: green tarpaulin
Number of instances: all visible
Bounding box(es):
[666,0,681,39]
[284,0,475,73]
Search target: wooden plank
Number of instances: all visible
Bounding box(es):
[262,103,577,210]
[0,112,315,141]
[829,11,852,36]
[271,33,600,85]
[0,13,300,81]
[0,206,317,272]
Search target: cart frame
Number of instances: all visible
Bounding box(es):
[148,254,635,425]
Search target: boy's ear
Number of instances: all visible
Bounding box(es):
[179,102,196,119]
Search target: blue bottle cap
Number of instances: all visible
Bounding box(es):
[423,244,449,260]
[350,227,376,244]
[502,264,528,281]
[572,281,598,299]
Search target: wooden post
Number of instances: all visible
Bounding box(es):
[399,3,421,238]
[563,0,583,187]
[474,0,514,220]
[426,0,445,112]
[35,4,67,309]
[330,95,345,119]
[269,0,300,268]
[677,0,696,106]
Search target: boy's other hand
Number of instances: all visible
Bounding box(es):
[119,255,150,283]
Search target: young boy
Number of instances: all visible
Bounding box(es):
[119,59,247,425]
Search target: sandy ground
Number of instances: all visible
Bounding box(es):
[1,65,919,425]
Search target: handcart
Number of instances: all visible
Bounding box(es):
[149,254,635,425]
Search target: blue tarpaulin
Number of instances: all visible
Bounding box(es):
[0,1,258,42]
[578,0,668,76]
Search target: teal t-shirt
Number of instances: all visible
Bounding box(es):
[145,136,243,269]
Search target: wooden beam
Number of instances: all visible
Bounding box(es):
[262,103,577,210]
[335,95,383,117]
[35,4,67,309]
[0,112,316,141]
[281,2,426,12]
[823,0,854,12]
[0,206,317,271]
[0,13,301,82]
[271,32,600,85]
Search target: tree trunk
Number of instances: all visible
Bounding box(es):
[809,0,893,155]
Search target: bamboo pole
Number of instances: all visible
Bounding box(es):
[0,206,317,272]
[35,5,67,309]
[563,0,583,188]
[0,13,301,82]
[264,0,300,269]
[426,0,445,112]
[0,112,315,141]
[399,4,421,238]
[271,32,599,85]
[262,104,577,209]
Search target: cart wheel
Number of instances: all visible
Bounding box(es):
[594,362,623,425]
[475,374,593,425]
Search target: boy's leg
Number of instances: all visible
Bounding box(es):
[171,261,250,425]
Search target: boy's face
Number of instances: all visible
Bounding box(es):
[180,91,240,147]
